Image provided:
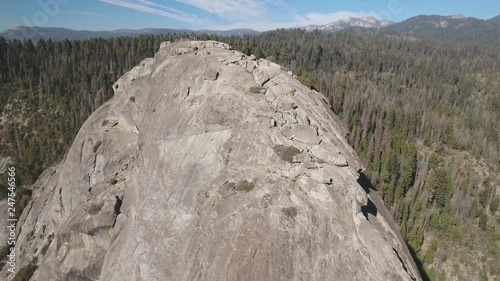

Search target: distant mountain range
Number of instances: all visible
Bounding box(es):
[382,14,500,44]
[1,14,500,45]
[0,25,261,41]
[295,16,394,32]
[487,14,500,25]
[291,14,500,45]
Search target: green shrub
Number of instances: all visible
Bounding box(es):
[476,208,488,230]
[428,153,440,170]
[249,86,265,94]
[427,267,436,281]
[13,257,38,281]
[88,201,104,215]
[423,242,438,264]
[41,244,50,255]
[479,187,492,208]
[108,178,118,185]
[296,76,316,90]
[282,207,297,217]
[273,145,301,163]
[0,246,8,259]
[0,245,9,271]
[235,180,255,192]
[265,56,276,62]
[490,197,499,213]
[40,236,53,256]
[27,230,35,241]
[92,140,102,153]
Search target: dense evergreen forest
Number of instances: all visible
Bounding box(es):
[223,29,499,281]
[0,30,499,280]
[0,35,170,184]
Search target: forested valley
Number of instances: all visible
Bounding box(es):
[0,29,499,280]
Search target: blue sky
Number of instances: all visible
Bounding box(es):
[1,0,499,31]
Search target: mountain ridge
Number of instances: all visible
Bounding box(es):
[382,14,500,44]
[488,14,500,24]
[294,16,394,32]
[0,25,260,41]
[3,13,500,43]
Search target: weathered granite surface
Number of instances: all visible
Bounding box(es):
[1,41,421,281]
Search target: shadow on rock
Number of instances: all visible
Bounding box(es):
[357,171,378,194]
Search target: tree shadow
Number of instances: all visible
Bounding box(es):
[357,171,378,194]
[406,243,431,281]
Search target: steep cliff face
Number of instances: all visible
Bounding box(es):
[2,41,421,281]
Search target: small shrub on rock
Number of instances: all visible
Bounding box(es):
[273,145,301,163]
[235,180,255,192]
[282,206,297,217]
[249,86,266,94]
[40,236,53,256]
[93,140,102,153]
[296,76,316,90]
[88,201,105,215]
[13,257,38,281]
[108,178,118,185]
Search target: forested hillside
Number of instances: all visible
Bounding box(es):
[0,29,499,281]
[0,35,175,232]
[222,29,500,281]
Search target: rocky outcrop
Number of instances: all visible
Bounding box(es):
[2,41,421,281]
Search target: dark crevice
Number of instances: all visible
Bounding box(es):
[260,77,271,86]
[79,140,85,163]
[361,198,377,220]
[357,171,378,194]
[392,248,416,281]
[59,187,64,210]
[112,196,123,227]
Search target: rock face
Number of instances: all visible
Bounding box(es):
[2,41,421,281]
[297,16,394,32]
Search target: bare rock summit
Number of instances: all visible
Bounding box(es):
[2,41,422,281]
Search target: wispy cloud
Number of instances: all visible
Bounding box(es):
[209,11,376,31]
[62,10,102,17]
[97,0,199,23]
[96,0,378,32]
[134,0,194,17]
[175,1,372,30]
[175,0,269,20]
